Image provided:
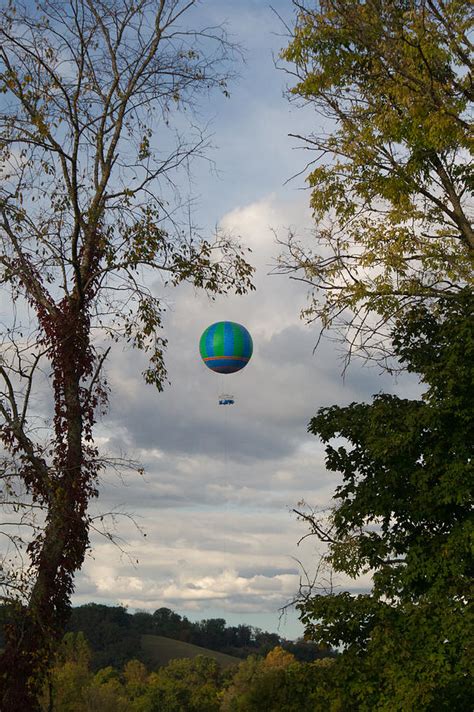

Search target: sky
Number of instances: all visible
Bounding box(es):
[1,0,420,640]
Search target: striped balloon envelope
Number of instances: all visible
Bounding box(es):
[199,321,253,374]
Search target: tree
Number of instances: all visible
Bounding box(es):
[67,603,141,670]
[39,640,142,712]
[142,656,222,712]
[123,659,149,703]
[0,1,253,708]
[81,667,130,712]
[152,607,185,638]
[223,648,296,712]
[131,611,154,635]
[296,293,473,710]
[278,0,473,363]
[196,617,227,649]
[220,646,333,712]
[39,632,93,712]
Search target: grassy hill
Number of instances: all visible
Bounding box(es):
[141,634,240,669]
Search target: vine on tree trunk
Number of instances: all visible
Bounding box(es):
[0,236,108,709]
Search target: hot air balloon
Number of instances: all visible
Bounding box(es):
[199,321,253,404]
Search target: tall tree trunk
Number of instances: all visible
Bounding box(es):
[1,503,89,710]
[0,306,93,710]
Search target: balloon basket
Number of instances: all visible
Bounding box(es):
[218,393,235,405]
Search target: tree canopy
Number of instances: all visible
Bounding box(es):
[38,636,336,712]
[278,0,473,362]
[297,292,473,710]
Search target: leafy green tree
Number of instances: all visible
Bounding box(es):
[283,637,335,663]
[140,655,222,712]
[0,1,253,707]
[251,629,281,656]
[123,659,149,703]
[42,662,91,712]
[39,633,92,712]
[224,624,253,652]
[82,667,129,712]
[132,611,155,635]
[195,617,227,649]
[220,654,261,712]
[152,608,186,639]
[221,647,334,712]
[67,604,141,670]
[40,650,132,712]
[279,0,472,361]
[57,632,92,669]
[297,293,473,710]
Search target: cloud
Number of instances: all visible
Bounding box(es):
[77,504,371,620]
[0,0,422,638]
[74,187,420,638]
[0,184,415,636]
[100,195,394,465]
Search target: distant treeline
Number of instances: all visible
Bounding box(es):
[37,632,339,712]
[60,603,333,670]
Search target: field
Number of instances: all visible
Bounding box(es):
[140,634,240,669]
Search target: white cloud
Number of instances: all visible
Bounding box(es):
[0,0,421,640]
[74,188,416,638]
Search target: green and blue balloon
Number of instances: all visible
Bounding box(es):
[199,321,253,374]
